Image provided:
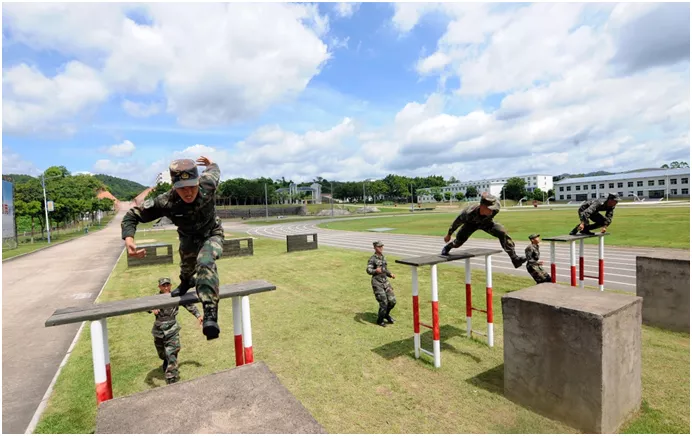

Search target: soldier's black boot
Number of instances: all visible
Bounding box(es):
[202,303,220,340]
[441,243,452,256]
[569,225,579,236]
[512,256,527,268]
[376,315,386,327]
[171,278,196,298]
[385,308,395,324]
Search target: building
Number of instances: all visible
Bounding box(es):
[96,189,120,211]
[276,183,322,204]
[554,168,690,202]
[155,171,172,185]
[417,174,553,202]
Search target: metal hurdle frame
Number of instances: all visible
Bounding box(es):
[544,233,608,292]
[396,248,501,368]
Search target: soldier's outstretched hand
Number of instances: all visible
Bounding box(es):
[444,234,451,243]
[391,274,396,279]
[197,316,203,327]
[601,227,607,233]
[125,237,146,258]
[196,156,213,167]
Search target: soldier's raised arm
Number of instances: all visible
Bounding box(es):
[197,156,220,190]
[447,208,468,236]
[121,195,166,240]
[604,207,615,226]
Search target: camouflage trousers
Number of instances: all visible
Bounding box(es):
[573,210,607,233]
[451,221,522,261]
[527,264,552,284]
[373,281,396,320]
[155,333,181,384]
[178,235,224,307]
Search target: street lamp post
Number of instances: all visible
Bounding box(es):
[41,173,52,244]
[264,183,268,220]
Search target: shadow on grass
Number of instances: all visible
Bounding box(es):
[371,324,482,364]
[354,311,381,326]
[466,363,504,394]
[144,360,202,388]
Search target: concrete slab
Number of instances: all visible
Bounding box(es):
[636,253,690,332]
[543,232,610,242]
[395,248,503,266]
[96,361,326,434]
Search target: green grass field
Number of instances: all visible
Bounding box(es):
[34,231,689,434]
[318,206,690,249]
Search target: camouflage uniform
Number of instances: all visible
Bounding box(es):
[441,194,526,268]
[149,278,201,384]
[570,193,619,235]
[122,159,224,339]
[525,234,551,284]
[366,241,396,326]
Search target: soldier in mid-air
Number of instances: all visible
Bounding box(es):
[569,193,619,236]
[525,233,552,284]
[149,277,203,384]
[441,193,526,268]
[122,156,225,340]
[366,241,396,327]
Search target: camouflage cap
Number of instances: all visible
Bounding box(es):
[529,233,540,240]
[607,192,620,202]
[373,240,384,247]
[169,159,199,189]
[480,193,499,208]
[158,277,171,286]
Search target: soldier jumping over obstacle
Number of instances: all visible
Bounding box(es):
[441,193,527,268]
[569,193,619,236]
[525,234,552,284]
[148,277,203,384]
[121,156,225,340]
[366,241,396,327]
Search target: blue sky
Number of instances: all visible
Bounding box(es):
[2,2,690,185]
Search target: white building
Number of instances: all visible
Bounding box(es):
[155,171,171,185]
[417,174,553,202]
[554,168,690,202]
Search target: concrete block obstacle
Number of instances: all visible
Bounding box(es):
[222,237,254,257]
[286,233,318,253]
[502,283,642,433]
[395,248,502,368]
[95,361,325,434]
[636,252,690,332]
[543,233,609,291]
[45,280,276,406]
[126,242,174,267]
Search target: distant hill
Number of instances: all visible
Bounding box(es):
[94,174,148,201]
[2,174,37,184]
[554,171,613,181]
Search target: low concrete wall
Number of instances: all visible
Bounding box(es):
[127,243,173,267]
[286,233,318,253]
[502,283,642,434]
[636,253,690,332]
[222,237,254,257]
[217,206,307,219]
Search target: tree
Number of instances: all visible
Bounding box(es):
[146,182,172,200]
[455,192,465,201]
[503,177,527,201]
[532,188,545,202]
[465,185,478,198]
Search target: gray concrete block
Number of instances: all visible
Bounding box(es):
[96,361,326,434]
[502,283,642,433]
[126,243,173,267]
[636,253,690,332]
[286,233,318,252]
[223,237,254,257]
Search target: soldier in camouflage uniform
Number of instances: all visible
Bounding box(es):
[149,277,203,384]
[569,193,619,236]
[525,234,552,284]
[441,193,526,268]
[122,156,225,340]
[366,241,397,327]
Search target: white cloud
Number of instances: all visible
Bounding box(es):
[2,148,40,176]
[121,100,161,118]
[103,140,136,157]
[335,3,360,19]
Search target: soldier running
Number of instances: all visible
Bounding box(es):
[525,234,552,284]
[121,156,225,340]
[569,193,619,235]
[149,277,203,384]
[441,193,526,268]
[366,241,396,327]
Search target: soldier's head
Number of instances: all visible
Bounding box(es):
[169,159,200,203]
[479,193,500,216]
[529,233,541,245]
[373,240,384,254]
[606,192,619,208]
[158,277,172,293]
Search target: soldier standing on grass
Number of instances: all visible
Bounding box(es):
[121,156,225,340]
[569,193,619,235]
[149,277,203,384]
[525,234,552,284]
[366,241,396,327]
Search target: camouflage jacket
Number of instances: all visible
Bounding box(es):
[525,244,542,267]
[367,253,393,284]
[149,298,201,339]
[447,203,500,235]
[121,163,224,240]
[578,199,615,226]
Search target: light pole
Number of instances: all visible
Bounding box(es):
[264,183,268,220]
[330,181,334,216]
[410,183,414,211]
[40,172,61,244]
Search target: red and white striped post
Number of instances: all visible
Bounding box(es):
[550,241,556,283]
[465,258,472,338]
[90,319,112,405]
[241,295,254,364]
[430,264,440,368]
[485,255,494,347]
[598,236,605,291]
[579,239,585,288]
[103,318,112,398]
[411,266,420,359]
[570,241,577,287]
[232,296,244,366]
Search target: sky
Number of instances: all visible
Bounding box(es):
[2,1,690,186]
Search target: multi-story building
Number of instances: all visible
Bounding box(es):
[554,168,690,202]
[417,174,553,202]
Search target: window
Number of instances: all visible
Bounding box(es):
[583,185,588,190]
[648,180,654,186]
[609,183,614,188]
[671,189,678,195]
[591,193,596,199]
[618,192,623,197]
[560,195,564,200]
[567,186,571,191]
[576,185,581,191]
[566,194,572,200]
[637,191,643,196]
[627,182,633,187]
[682,178,688,184]
[617,182,623,188]
[683,189,689,195]
[658,180,665,186]
[637,181,643,187]
[599,183,605,189]
[559,186,564,192]
[591,184,596,189]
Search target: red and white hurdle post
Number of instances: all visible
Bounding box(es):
[465,259,472,338]
[232,296,244,366]
[90,319,113,405]
[579,239,585,288]
[241,295,254,364]
[570,241,577,287]
[411,266,420,359]
[550,241,556,283]
[431,264,441,368]
[485,255,494,347]
[598,236,605,292]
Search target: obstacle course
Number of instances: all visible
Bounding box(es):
[543,233,608,290]
[286,233,319,252]
[126,243,174,267]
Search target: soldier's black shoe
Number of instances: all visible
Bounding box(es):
[171,278,196,298]
[385,316,395,324]
[376,316,386,327]
[569,228,578,236]
[202,304,220,340]
[166,377,179,385]
[512,256,527,268]
[580,230,595,236]
[441,244,452,256]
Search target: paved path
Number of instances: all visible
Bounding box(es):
[2,207,128,434]
[228,217,688,294]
